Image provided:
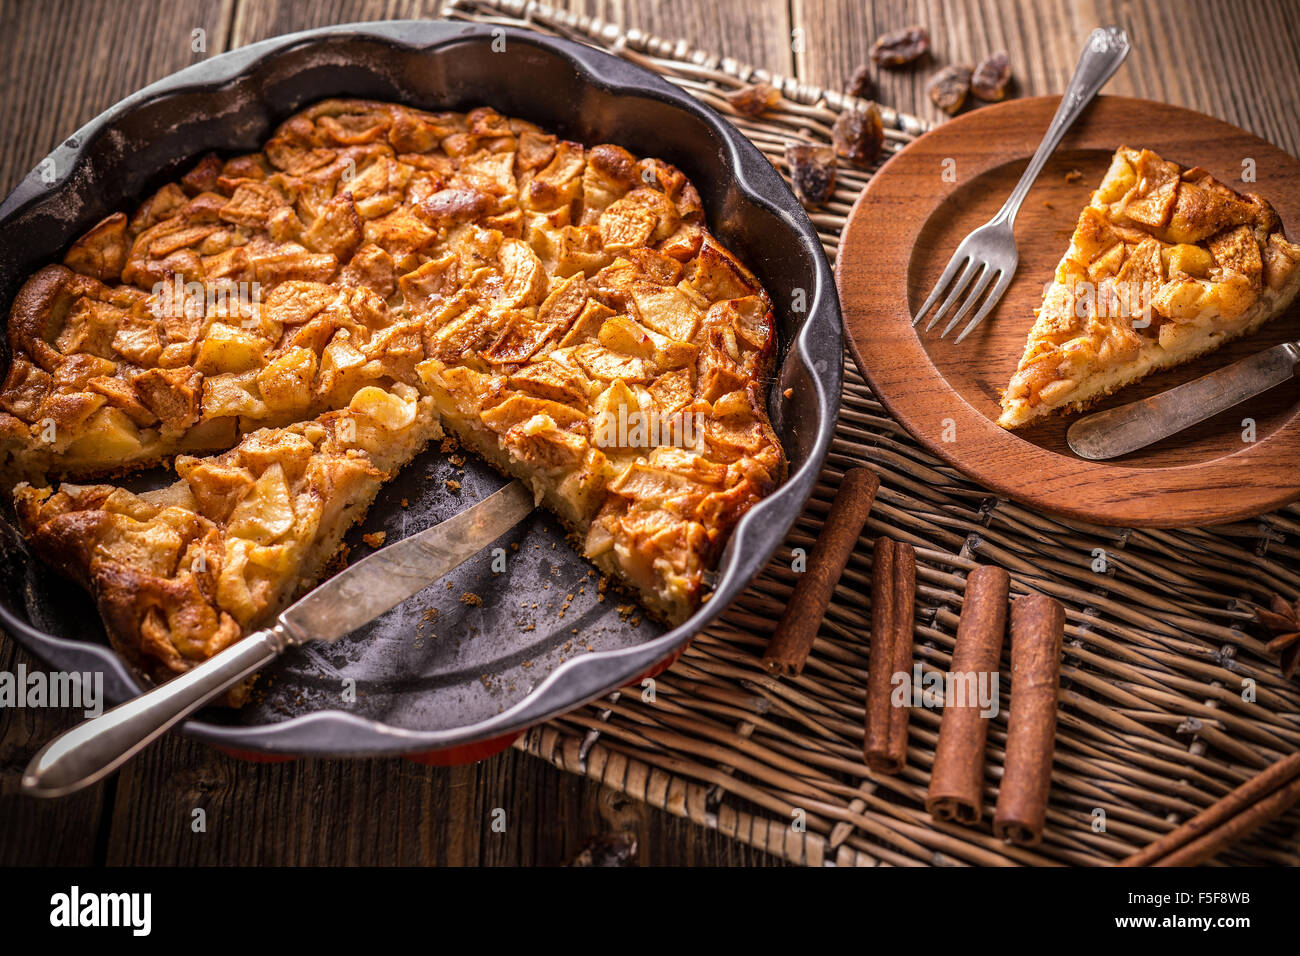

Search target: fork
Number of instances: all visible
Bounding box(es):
[913,26,1132,342]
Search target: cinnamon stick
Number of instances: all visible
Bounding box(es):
[863,537,916,774]
[1121,752,1300,867]
[993,593,1064,846]
[762,467,880,676]
[926,565,1009,823]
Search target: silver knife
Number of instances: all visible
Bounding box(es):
[22,479,536,797]
[1067,342,1300,460]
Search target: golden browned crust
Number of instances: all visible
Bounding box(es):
[4,99,785,697]
[1000,146,1300,428]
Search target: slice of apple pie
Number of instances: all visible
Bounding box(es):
[2,100,785,695]
[14,386,437,702]
[998,146,1300,428]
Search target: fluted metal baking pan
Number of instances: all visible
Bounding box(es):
[0,20,842,757]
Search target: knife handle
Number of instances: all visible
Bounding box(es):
[1067,342,1300,460]
[21,626,289,798]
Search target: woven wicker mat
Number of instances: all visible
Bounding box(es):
[447,0,1300,866]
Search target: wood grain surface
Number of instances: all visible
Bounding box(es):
[840,95,1300,527]
[1,0,1298,867]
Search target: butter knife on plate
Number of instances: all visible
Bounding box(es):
[1067,342,1300,460]
[23,479,537,797]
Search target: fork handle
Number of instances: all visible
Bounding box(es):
[996,26,1131,226]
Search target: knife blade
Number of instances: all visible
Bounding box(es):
[1066,342,1300,460]
[22,478,537,797]
[279,478,536,644]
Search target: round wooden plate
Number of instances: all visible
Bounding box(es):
[838,95,1300,528]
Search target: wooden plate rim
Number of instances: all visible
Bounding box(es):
[838,94,1300,528]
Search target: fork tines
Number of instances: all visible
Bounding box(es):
[911,233,1016,343]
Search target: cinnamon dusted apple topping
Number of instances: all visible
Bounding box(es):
[1000,145,1300,428]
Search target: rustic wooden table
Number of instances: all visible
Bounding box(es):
[2,0,1297,866]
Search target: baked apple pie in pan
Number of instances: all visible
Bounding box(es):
[0,99,785,700]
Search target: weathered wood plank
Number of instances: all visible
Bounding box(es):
[792,0,1300,154]
[226,0,795,76]
[227,0,431,45]
[0,0,235,195]
[0,642,106,865]
[561,0,796,75]
[97,733,785,864]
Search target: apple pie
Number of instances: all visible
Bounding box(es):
[1,100,785,696]
[999,145,1300,428]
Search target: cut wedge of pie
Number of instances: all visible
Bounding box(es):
[14,386,438,704]
[1,100,785,698]
[998,146,1300,429]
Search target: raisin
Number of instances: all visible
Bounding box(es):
[832,104,884,167]
[847,64,876,100]
[971,51,1012,102]
[569,832,637,867]
[928,65,972,115]
[870,26,930,67]
[785,143,837,205]
[726,82,781,117]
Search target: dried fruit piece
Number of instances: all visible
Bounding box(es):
[569,832,638,867]
[832,104,885,167]
[928,65,972,115]
[726,81,781,117]
[870,26,930,67]
[971,51,1012,102]
[847,64,876,100]
[785,143,837,205]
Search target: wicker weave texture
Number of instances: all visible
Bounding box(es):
[447,0,1300,867]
